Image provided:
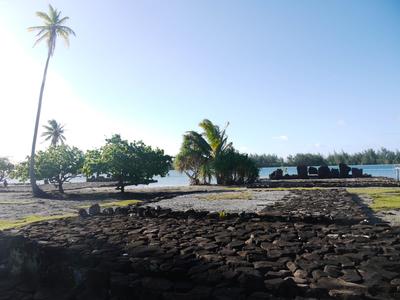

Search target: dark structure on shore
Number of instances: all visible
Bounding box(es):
[269,163,369,180]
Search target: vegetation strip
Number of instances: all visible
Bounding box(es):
[0,214,74,231]
[197,191,253,201]
[0,201,36,205]
[78,199,142,209]
[348,187,400,211]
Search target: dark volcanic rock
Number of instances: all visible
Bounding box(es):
[269,169,283,180]
[88,204,101,216]
[318,166,331,179]
[308,166,318,175]
[339,163,351,178]
[0,189,399,300]
[352,168,363,178]
[102,207,114,215]
[297,165,308,179]
[78,208,88,218]
[330,168,340,178]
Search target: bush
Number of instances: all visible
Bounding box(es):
[214,149,259,185]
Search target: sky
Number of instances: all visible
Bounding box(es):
[1,0,400,162]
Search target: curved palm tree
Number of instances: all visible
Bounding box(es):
[42,119,66,146]
[174,119,232,184]
[199,119,232,159]
[28,5,75,196]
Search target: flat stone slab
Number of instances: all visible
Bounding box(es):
[145,190,290,213]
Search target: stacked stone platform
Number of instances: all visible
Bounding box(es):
[0,189,399,299]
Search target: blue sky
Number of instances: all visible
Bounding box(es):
[1,0,400,161]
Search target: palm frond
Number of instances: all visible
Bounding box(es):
[199,119,221,150]
[42,119,66,146]
[35,28,49,37]
[33,32,50,47]
[59,26,76,36]
[58,16,69,24]
[27,25,47,32]
[48,4,57,20]
[29,5,75,52]
[58,30,70,47]
[36,12,52,23]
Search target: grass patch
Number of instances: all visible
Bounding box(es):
[198,191,253,201]
[78,199,142,209]
[0,201,35,205]
[0,214,74,231]
[347,188,400,211]
[223,187,246,191]
[261,187,323,191]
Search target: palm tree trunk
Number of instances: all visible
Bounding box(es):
[29,51,51,197]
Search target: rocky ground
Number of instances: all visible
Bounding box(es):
[0,189,399,299]
[145,190,290,213]
[0,184,228,220]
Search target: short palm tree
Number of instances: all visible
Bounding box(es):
[42,119,66,146]
[28,5,75,196]
[174,119,232,184]
[199,119,232,159]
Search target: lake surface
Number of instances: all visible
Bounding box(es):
[8,164,400,188]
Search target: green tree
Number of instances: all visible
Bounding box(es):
[286,153,326,166]
[0,157,14,183]
[42,119,66,146]
[174,131,213,185]
[28,5,75,197]
[249,154,284,167]
[83,134,172,192]
[12,145,84,193]
[214,149,259,185]
[198,119,234,184]
[82,149,106,179]
[175,119,259,185]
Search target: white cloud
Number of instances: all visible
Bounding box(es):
[314,143,321,148]
[273,135,288,141]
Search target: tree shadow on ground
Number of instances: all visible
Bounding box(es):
[350,193,385,224]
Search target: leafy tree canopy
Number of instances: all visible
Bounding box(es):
[0,157,14,182]
[286,153,326,167]
[251,148,400,167]
[12,145,84,193]
[83,134,172,192]
[214,149,259,185]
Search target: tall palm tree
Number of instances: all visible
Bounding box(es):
[42,119,66,146]
[28,5,75,196]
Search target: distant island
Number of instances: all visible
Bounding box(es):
[250,148,400,168]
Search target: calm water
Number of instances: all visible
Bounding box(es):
[259,164,400,179]
[132,164,400,188]
[8,164,399,188]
